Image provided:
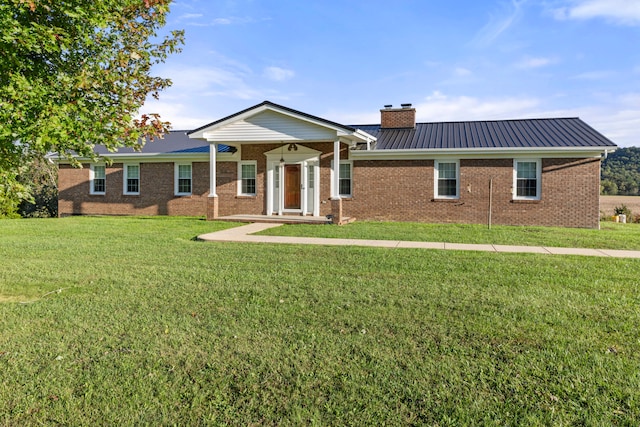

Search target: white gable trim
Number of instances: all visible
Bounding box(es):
[202,110,338,143]
[188,103,376,144]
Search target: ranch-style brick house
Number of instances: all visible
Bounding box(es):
[57,101,617,228]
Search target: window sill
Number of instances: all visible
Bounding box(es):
[511,199,541,204]
[236,195,257,199]
[174,194,193,197]
[89,193,105,196]
[431,198,460,203]
[123,194,140,197]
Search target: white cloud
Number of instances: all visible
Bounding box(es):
[454,67,473,77]
[264,66,295,82]
[162,66,249,93]
[553,0,640,26]
[619,92,640,106]
[472,0,527,46]
[328,92,541,126]
[178,13,203,21]
[139,99,213,130]
[414,91,541,121]
[212,18,232,25]
[516,56,556,69]
[593,110,640,146]
[571,70,616,80]
[187,16,270,27]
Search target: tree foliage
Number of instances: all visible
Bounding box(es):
[0,0,184,215]
[18,155,58,217]
[601,147,640,195]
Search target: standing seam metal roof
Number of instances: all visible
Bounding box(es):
[93,117,615,155]
[353,118,615,150]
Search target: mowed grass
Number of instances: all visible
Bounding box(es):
[1,217,639,425]
[257,220,640,250]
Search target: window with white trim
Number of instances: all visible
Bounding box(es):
[434,160,459,199]
[175,163,192,195]
[339,162,352,197]
[90,164,106,195]
[513,159,541,200]
[123,164,140,195]
[238,161,256,196]
[331,160,353,197]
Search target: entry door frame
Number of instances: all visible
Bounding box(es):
[265,145,321,217]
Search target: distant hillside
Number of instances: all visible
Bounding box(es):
[601,147,640,195]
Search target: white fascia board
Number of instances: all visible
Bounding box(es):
[350,147,613,160]
[351,129,377,143]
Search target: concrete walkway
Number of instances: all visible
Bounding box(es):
[198,223,640,259]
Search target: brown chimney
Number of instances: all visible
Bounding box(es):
[380,104,416,129]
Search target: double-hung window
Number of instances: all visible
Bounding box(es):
[434,160,459,199]
[124,164,140,195]
[339,162,352,197]
[90,164,106,195]
[239,162,257,196]
[514,159,541,200]
[175,163,192,195]
[331,160,352,197]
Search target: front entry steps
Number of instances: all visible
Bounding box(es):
[217,214,355,225]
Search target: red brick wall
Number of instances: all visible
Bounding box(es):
[57,152,601,228]
[57,143,348,218]
[344,157,601,228]
[58,162,209,216]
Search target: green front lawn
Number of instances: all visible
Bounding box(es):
[256,220,640,250]
[1,217,639,425]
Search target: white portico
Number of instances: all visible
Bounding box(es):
[187,101,375,221]
[263,144,322,216]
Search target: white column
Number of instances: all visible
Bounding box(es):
[301,161,307,216]
[277,162,283,216]
[266,164,273,215]
[313,162,320,217]
[332,139,341,200]
[209,142,217,197]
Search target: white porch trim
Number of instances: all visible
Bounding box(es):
[331,139,341,200]
[264,145,321,217]
[209,142,217,197]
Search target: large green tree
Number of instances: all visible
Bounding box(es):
[601,147,640,195]
[0,0,184,216]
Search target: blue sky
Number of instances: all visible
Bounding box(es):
[144,0,640,146]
